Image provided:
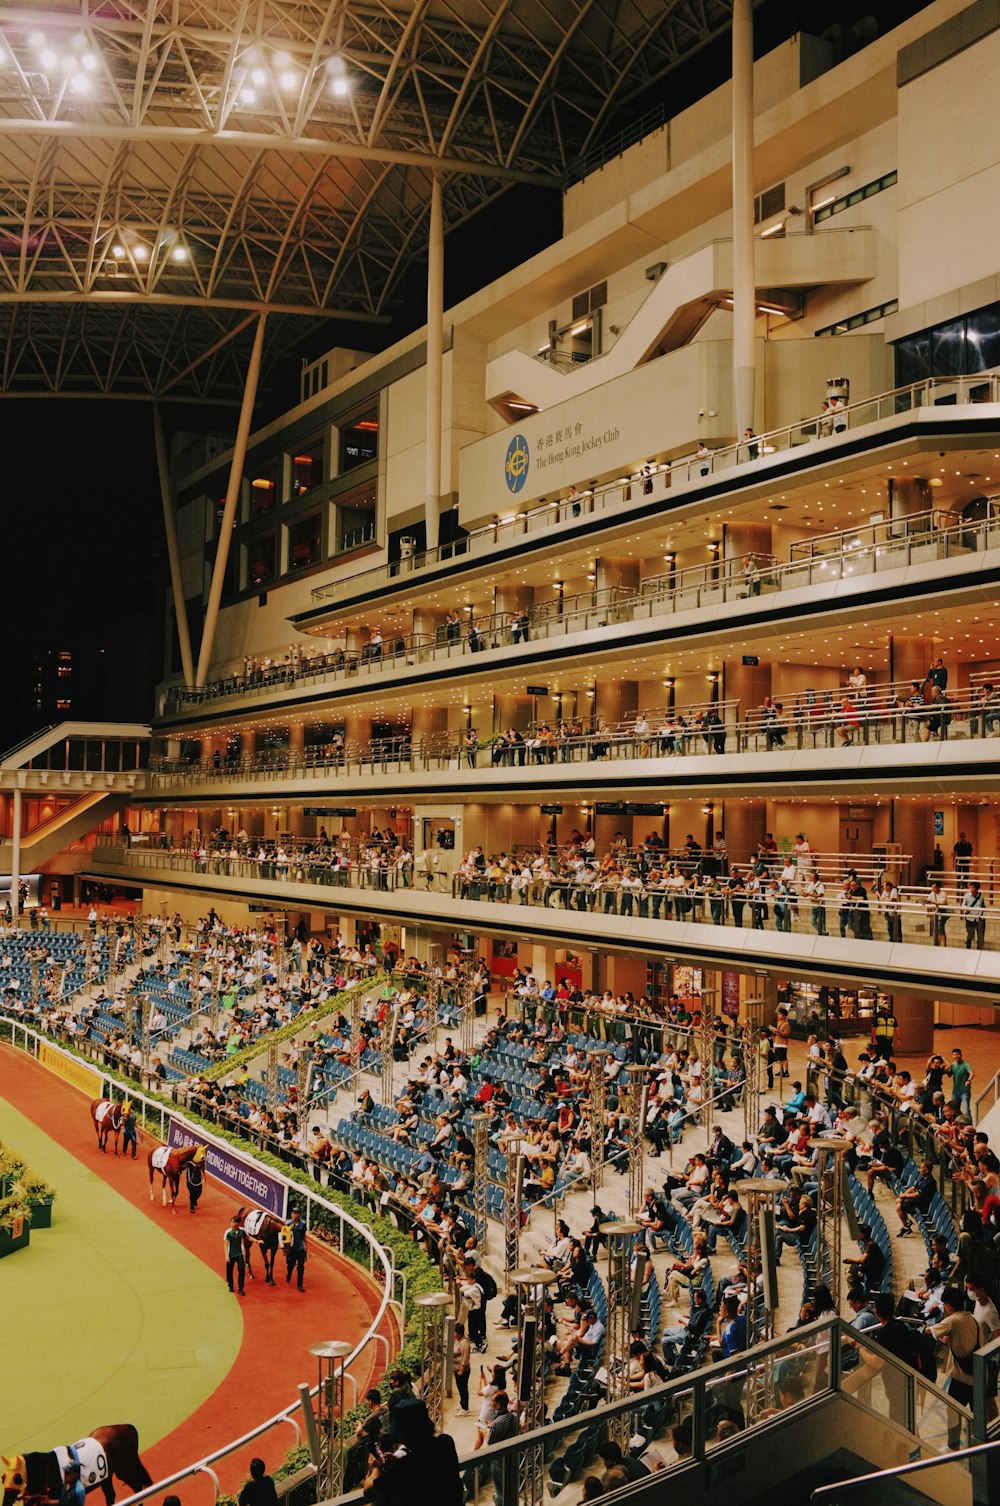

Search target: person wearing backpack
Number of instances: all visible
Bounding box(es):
[931,1285,981,1445]
[460,1256,494,1351]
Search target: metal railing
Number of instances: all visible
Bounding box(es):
[87,843,1000,958]
[161,490,1000,717]
[1,1018,406,1505]
[322,1315,986,1506]
[293,369,1000,612]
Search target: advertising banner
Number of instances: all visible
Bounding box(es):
[167,1120,288,1218]
[38,1041,103,1098]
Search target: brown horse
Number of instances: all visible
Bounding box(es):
[147,1143,205,1208]
[1,1424,151,1506]
[90,1099,132,1156]
[235,1205,285,1285]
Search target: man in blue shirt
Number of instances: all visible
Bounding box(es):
[716,1295,747,1358]
[60,1461,85,1506]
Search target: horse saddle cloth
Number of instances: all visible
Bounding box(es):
[243,1208,267,1238]
[150,1146,171,1172]
[54,1441,108,1489]
[94,1101,112,1125]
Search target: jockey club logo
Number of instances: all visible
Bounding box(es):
[504,433,529,493]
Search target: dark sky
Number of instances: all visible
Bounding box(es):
[0,0,929,698]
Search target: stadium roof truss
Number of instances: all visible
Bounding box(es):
[0,0,743,400]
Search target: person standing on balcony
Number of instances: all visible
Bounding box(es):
[696,441,711,477]
[953,831,974,879]
[928,657,949,692]
[744,427,759,460]
[946,1048,974,1118]
[961,881,986,950]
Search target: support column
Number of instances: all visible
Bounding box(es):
[153,404,196,688]
[731,0,756,437]
[10,784,21,928]
[287,724,305,837]
[424,174,444,554]
[196,312,267,685]
[892,993,934,1055]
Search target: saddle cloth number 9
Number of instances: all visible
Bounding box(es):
[54,1442,108,1488]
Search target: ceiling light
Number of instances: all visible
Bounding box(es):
[331,76,350,97]
[70,73,89,92]
[133,243,149,261]
[251,67,267,86]
[241,86,257,104]
[280,70,299,91]
[81,51,98,71]
[112,243,126,259]
[172,244,188,262]
[40,47,58,68]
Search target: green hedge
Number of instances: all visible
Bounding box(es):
[200,974,389,1084]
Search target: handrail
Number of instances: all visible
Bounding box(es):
[1,1019,404,1506]
[85,845,1000,961]
[809,1437,1000,1501]
[160,497,1000,718]
[974,1068,1000,1125]
[288,368,1000,613]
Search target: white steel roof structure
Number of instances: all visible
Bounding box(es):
[0,0,742,401]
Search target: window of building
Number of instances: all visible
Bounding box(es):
[894,300,1000,385]
[288,434,325,499]
[247,461,278,515]
[287,511,323,570]
[812,169,897,223]
[245,532,276,587]
[338,408,378,472]
[815,298,898,337]
[335,481,377,554]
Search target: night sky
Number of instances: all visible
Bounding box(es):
[0,0,929,728]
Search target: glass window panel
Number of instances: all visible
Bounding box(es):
[288,512,322,569]
[246,533,276,586]
[895,335,930,387]
[247,461,278,514]
[288,434,325,499]
[965,304,1000,373]
[339,409,379,472]
[930,317,966,377]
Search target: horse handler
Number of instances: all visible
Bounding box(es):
[225,1214,246,1296]
[185,1152,204,1212]
[122,1106,138,1160]
[283,1209,307,1291]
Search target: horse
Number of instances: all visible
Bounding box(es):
[90,1099,132,1156]
[1,1424,151,1506]
[235,1205,285,1284]
[147,1143,205,1208]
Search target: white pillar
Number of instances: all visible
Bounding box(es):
[731,0,756,437]
[196,313,268,686]
[153,404,196,688]
[10,785,21,928]
[424,174,444,554]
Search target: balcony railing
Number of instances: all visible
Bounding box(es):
[151,669,1000,784]
[89,843,1000,956]
[162,498,1000,718]
[297,370,1000,609]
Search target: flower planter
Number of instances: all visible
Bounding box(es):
[29,1197,53,1229]
[0,1220,30,1257]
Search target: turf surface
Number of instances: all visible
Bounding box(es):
[0,1094,242,1450]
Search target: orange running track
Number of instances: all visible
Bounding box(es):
[0,1045,392,1503]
